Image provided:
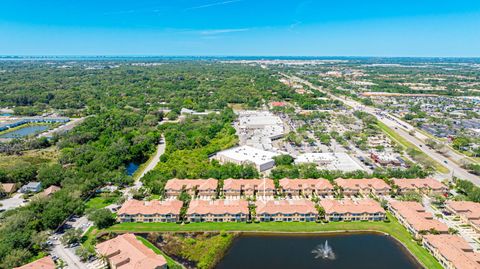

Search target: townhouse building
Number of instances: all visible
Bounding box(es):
[117,199,183,223]
[255,199,318,222]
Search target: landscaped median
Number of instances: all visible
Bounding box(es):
[105,213,442,269]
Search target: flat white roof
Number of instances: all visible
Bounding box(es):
[295,152,364,172]
[217,145,280,165]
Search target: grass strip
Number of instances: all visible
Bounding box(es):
[107,213,442,269]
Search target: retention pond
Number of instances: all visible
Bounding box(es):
[215,233,423,269]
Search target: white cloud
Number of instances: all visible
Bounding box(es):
[185,0,242,11]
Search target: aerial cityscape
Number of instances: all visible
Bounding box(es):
[1,1,480,269]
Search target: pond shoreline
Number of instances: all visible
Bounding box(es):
[130,230,424,269]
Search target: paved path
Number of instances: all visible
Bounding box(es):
[284,74,480,185]
[136,135,166,183]
[124,135,166,197]
[0,193,25,211]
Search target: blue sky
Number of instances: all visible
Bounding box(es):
[1,0,480,56]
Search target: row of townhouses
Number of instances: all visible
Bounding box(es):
[163,177,448,199]
[386,199,480,269]
[117,198,387,223]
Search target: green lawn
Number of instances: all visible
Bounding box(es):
[136,236,184,269]
[81,226,98,253]
[376,121,449,173]
[107,213,442,269]
[85,196,115,210]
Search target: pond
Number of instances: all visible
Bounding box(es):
[0,125,49,138]
[216,233,423,269]
[126,162,140,176]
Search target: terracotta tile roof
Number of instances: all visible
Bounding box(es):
[335,178,391,191]
[393,178,447,191]
[42,185,61,196]
[118,199,183,215]
[424,234,480,269]
[165,179,218,191]
[256,199,317,214]
[390,201,449,233]
[446,201,480,222]
[279,179,333,191]
[187,199,249,215]
[96,233,166,269]
[223,179,275,191]
[14,256,55,269]
[319,199,385,214]
[1,183,16,193]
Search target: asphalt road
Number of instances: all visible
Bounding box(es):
[284,74,480,185]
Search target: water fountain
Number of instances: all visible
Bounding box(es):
[311,240,336,260]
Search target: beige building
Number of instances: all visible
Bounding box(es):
[423,234,480,269]
[255,199,318,222]
[164,179,217,198]
[187,199,249,222]
[117,199,183,223]
[96,233,167,269]
[319,199,386,221]
[393,178,448,195]
[389,201,449,238]
[335,178,391,196]
[223,178,275,198]
[279,178,333,197]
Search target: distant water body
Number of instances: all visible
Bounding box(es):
[0,125,49,138]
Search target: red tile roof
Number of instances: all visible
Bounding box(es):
[165,179,217,191]
[280,178,333,191]
[14,256,55,269]
[335,178,391,191]
[393,178,447,191]
[42,185,61,196]
[320,199,385,214]
[1,183,16,193]
[118,199,183,215]
[424,234,480,269]
[96,233,166,269]
[390,201,449,233]
[187,199,249,215]
[255,199,317,214]
[446,200,480,226]
[223,179,275,191]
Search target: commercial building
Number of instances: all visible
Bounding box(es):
[389,201,449,238]
[214,145,279,172]
[164,179,217,199]
[14,256,55,269]
[335,178,391,196]
[393,178,448,195]
[279,178,334,197]
[295,153,364,172]
[255,199,318,222]
[19,182,42,193]
[186,199,249,222]
[319,199,386,221]
[445,201,480,232]
[370,152,401,167]
[96,233,167,269]
[117,199,183,223]
[423,234,480,269]
[234,110,285,150]
[223,178,275,198]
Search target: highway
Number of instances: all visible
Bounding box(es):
[284,74,480,185]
